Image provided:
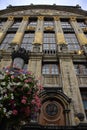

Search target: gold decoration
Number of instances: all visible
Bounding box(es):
[23,16,29,21]
[38,16,44,21]
[54,16,60,21]
[26,26,36,30]
[8,16,14,21]
[0,32,3,37]
[70,17,76,21]
[82,27,87,32]
[77,50,84,55]
[74,117,80,125]
[12,32,23,44]
[0,32,4,43]
[44,26,54,31]
[56,33,66,44]
[33,32,42,44]
[76,33,87,45]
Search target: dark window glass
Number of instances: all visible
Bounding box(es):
[80,89,87,119]
[28,18,37,27]
[44,18,54,27]
[11,19,21,28]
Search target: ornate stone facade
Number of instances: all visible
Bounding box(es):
[0,4,87,129]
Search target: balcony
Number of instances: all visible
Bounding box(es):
[42,75,61,87]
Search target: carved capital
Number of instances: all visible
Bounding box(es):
[23,16,29,21]
[54,16,60,21]
[38,16,44,21]
[70,17,76,21]
[8,16,14,21]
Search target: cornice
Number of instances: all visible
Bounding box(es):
[0,5,87,16]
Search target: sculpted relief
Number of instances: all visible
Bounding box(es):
[1,9,83,17]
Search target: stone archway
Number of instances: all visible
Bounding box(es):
[38,89,71,126]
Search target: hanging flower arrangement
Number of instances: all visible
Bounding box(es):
[0,66,43,125]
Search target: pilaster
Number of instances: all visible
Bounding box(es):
[33,16,44,44]
[28,55,42,78]
[59,56,86,125]
[70,17,87,45]
[54,16,66,45]
[12,16,29,45]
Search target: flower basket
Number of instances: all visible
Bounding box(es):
[0,67,43,129]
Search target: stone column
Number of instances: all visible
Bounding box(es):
[60,57,86,125]
[54,16,67,51]
[70,17,87,46]
[0,16,14,43]
[34,16,44,44]
[0,51,11,70]
[33,16,44,52]
[28,56,42,78]
[12,16,29,46]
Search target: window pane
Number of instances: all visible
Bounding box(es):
[21,32,35,51]
[11,19,21,28]
[0,33,15,50]
[78,21,87,28]
[61,21,72,29]
[64,33,80,51]
[42,64,59,75]
[74,64,87,75]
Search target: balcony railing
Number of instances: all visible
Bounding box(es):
[43,49,57,54]
[43,44,57,55]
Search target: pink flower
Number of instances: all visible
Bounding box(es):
[37,85,43,90]
[22,96,27,100]
[12,110,18,115]
[27,71,32,75]
[31,99,36,104]
[24,79,29,83]
[21,99,26,104]
[11,75,14,79]
[28,78,32,82]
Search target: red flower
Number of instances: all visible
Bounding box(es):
[12,110,18,115]
[21,99,27,104]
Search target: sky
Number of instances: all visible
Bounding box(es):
[0,0,87,10]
